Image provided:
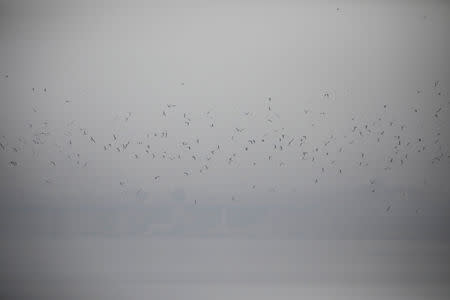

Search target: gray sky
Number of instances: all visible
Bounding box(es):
[2,2,450,300]
[0,0,449,238]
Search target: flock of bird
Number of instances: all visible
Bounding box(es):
[1,74,449,214]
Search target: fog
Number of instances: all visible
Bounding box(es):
[1,0,450,299]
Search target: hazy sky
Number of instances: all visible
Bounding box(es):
[2,2,450,300]
[0,0,449,238]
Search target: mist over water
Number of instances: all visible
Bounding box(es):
[1,0,450,299]
[2,238,450,300]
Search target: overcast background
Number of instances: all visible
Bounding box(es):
[1,0,450,299]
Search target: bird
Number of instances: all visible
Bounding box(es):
[435,107,442,117]
[9,161,17,167]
